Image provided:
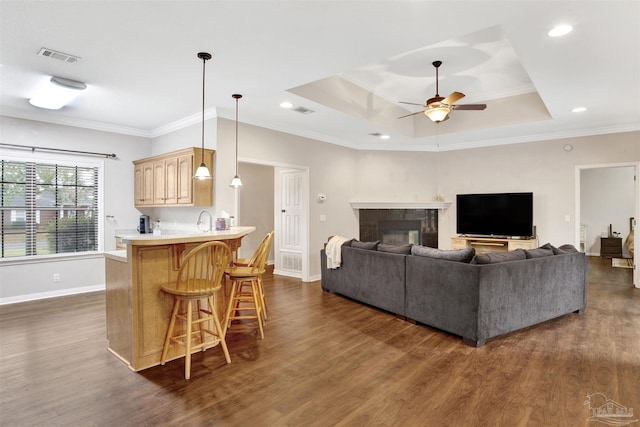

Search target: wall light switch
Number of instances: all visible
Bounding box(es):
[319,215,327,222]
[564,214,571,222]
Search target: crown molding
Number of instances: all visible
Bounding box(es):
[149,108,218,138]
[0,108,152,138]
[3,108,638,153]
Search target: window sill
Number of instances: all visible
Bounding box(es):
[0,252,104,266]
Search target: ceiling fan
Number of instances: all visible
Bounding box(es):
[398,60,487,123]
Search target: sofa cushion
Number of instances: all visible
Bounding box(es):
[411,245,476,263]
[350,240,379,250]
[378,243,413,254]
[339,238,353,247]
[554,244,579,254]
[524,247,555,259]
[471,249,526,264]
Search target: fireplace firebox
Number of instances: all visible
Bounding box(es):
[358,209,438,248]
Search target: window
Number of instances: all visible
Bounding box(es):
[1,158,100,258]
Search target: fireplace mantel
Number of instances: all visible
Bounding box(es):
[350,201,452,210]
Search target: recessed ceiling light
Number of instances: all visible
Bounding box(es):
[572,107,587,113]
[369,132,390,139]
[280,101,293,109]
[548,24,573,37]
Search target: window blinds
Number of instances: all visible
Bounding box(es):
[1,159,99,258]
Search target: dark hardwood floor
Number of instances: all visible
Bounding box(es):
[0,257,637,426]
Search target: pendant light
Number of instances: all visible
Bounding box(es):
[194,52,212,180]
[229,93,243,188]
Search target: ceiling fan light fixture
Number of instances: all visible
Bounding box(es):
[425,106,451,123]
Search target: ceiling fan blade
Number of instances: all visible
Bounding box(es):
[441,91,465,106]
[398,110,426,119]
[452,104,487,110]
[399,101,424,106]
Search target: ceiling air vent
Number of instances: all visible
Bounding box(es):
[293,106,314,115]
[37,47,81,63]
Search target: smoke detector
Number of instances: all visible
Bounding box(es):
[37,47,81,63]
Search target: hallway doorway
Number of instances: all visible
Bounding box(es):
[236,161,310,282]
[576,162,639,288]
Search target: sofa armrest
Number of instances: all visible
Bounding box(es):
[405,256,481,341]
[321,246,406,316]
[476,252,588,342]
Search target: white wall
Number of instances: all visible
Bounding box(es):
[238,162,275,260]
[353,150,439,202]
[437,132,640,249]
[216,118,360,279]
[0,116,150,303]
[581,166,635,256]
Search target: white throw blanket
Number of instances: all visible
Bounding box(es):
[326,235,350,269]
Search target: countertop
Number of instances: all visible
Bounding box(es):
[115,226,256,246]
[104,250,127,262]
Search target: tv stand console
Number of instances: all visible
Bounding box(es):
[451,236,537,254]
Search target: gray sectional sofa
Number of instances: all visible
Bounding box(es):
[320,241,589,347]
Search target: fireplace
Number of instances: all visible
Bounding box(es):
[359,209,438,248]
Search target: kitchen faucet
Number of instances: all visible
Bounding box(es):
[196,210,213,232]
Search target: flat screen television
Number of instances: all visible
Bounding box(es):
[456,192,533,238]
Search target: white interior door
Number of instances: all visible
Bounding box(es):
[275,168,306,279]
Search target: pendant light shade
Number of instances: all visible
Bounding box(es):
[194,52,212,180]
[229,93,243,188]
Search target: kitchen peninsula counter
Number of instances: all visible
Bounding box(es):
[105,226,255,371]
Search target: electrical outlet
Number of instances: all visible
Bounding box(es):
[53,273,60,283]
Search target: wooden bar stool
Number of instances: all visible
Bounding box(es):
[160,241,232,379]
[232,231,273,319]
[224,231,273,338]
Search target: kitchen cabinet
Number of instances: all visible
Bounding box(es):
[133,161,154,206]
[133,147,214,207]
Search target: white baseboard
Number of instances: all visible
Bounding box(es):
[272,269,321,283]
[273,269,301,279]
[0,284,105,305]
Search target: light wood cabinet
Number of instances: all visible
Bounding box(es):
[133,147,213,207]
[134,161,154,205]
[451,236,537,254]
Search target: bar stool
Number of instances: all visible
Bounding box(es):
[160,241,232,380]
[232,231,274,318]
[224,231,273,338]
